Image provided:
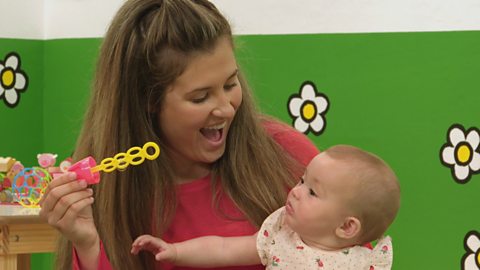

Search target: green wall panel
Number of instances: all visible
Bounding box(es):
[0,39,44,166]
[43,38,102,159]
[31,252,54,269]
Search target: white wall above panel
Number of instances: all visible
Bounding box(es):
[212,0,480,34]
[0,0,44,39]
[1,0,480,40]
[44,0,125,39]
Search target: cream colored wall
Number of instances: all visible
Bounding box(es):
[1,0,480,39]
[0,0,44,39]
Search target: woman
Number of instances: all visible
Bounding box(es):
[39,0,319,269]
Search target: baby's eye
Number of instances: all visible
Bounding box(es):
[298,177,304,185]
[309,189,317,196]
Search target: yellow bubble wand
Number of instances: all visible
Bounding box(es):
[68,142,160,184]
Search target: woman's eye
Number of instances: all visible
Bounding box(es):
[192,94,208,103]
[224,83,237,90]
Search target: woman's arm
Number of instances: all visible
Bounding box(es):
[73,235,100,270]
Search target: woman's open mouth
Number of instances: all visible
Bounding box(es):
[200,122,226,143]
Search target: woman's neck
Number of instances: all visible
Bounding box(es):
[174,171,210,184]
[168,155,212,184]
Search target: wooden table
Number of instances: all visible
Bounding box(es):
[0,205,58,270]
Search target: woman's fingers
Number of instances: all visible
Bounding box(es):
[54,195,97,249]
[40,172,76,206]
[44,188,93,226]
[55,195,95,230]
[39,171,95,236]
[40,174,87,215]
[47,167,62,174]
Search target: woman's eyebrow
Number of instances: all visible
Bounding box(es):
[191,69,239,92]
[227,69,238,80]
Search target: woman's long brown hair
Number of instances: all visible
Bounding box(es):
[55,0,304,269]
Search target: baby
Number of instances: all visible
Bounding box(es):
[131,145,401,269]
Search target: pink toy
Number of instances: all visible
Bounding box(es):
[37,153,58,168]
[68,157,100,185]
[59,157,73,172]
[10,161,24,174]
[5,161,24,182]
[3,178,12,188]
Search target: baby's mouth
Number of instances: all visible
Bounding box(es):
[200,122,226,142]
[285,200,294,214]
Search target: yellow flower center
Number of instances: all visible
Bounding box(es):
[1,69,15,88]
[456,144,471,164]
[301,102,316,121]
[476,249,480,267]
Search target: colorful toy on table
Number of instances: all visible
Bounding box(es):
[0,156,16,172]
[7,161,24,179]
[12,167,52,208]
[59,157,73,172]
[0,189,13,203]
[37,153,58,168]
[0,172,11,203]
[68,142,160,185]
[1,175,11,190]
[0,160,23,203]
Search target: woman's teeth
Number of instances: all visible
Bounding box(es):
[200,122,226,141]
[204,122,226,130]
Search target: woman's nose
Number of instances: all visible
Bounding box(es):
[212,93,235,118]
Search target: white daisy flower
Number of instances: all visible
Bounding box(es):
[288,81,329,135]
[462,231,480,270]
[0,52,28,107]
[440,124,480,183]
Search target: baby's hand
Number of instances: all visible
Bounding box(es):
[131,234,177,262]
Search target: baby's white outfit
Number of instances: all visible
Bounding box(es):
[256,207,393,270]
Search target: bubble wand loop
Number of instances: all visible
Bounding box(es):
[68,142,160,184]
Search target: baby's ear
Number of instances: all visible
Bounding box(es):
[335,217,361,239]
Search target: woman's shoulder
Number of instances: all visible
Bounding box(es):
[262,117,320,166]
[262,117,295,134]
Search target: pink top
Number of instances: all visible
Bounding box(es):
[73,121,319,270]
